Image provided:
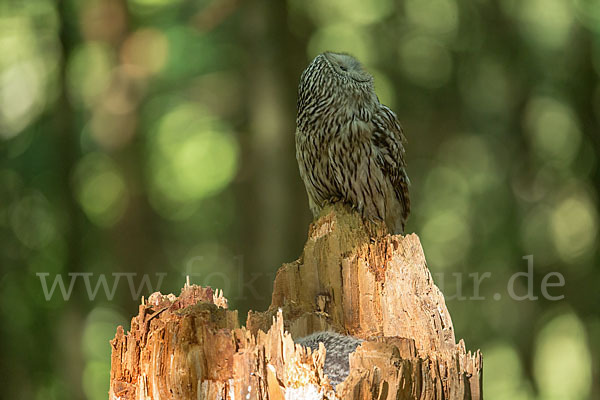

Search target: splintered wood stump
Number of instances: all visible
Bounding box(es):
[109,204,482,399]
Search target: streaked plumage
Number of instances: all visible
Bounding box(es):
[296,331,362,387]
[295,52,410,233]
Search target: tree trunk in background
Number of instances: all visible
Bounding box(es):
[55,1,86,398]
[109,205,482,399]
[237,0,310,314]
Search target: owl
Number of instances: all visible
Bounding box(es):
[295,52,410,234]
[295,331,362,387]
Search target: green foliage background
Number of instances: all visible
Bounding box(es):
[0,0,599,398]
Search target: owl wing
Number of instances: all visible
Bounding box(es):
[371,105,411,228]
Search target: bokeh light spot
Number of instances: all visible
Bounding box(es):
[483,341,534,400]
[148,103,239,218]
[0,9,55,139]
[73,152,128,227]
[422,210,471,270]
[10,192,57,249]
[399,35,452,88]
[534,312,592,399]
[524,96,581,167]
[82,362,109,400]
[0,60,44,138]
[422,166,470,217]
[550,190,598,263]
[121,28,169,78]
[82,307,126,400]
[67,42,114,108]
[89,105,138,151]
[405,0,459,38]
[439,135,502,193]
[516,0,574,49]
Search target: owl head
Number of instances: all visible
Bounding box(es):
[297,52,377,118]
[321,52,373,83]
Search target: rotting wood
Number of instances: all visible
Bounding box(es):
[109,204,483,399]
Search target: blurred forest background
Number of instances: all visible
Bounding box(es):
[1,0,599,399]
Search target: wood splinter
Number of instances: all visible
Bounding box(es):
[109,204,483,399]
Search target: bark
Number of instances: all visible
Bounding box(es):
[109,204,483,399]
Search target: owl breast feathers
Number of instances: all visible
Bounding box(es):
[295,52,410,234]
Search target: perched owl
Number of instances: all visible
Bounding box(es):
[295,52,410,234]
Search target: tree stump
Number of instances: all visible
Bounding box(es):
[109,204,483,399]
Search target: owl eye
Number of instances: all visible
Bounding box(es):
[339,64,348,72]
